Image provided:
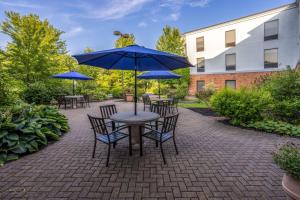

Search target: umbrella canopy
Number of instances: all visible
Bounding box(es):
[52,71,93,80]
[137,70,182,79]
[51,71,93,95]
[138,71,182,99]
[73,45,193,115]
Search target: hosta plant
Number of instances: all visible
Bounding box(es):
[0,102,69,165]
[273,143,300,180]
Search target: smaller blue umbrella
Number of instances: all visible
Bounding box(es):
[138,71,182,99]
[51,71,93,95]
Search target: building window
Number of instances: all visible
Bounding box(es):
[225,53,236,71]
[196,37,204,52]
[197,80,205,91]
[264,20,278,41]
[264,48,278,68]
[196,57,205,72]
[225,80,236,89]
[225,30,236,47]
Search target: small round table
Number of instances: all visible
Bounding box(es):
[110,111,160,156]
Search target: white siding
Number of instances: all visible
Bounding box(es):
[184,4,300,75]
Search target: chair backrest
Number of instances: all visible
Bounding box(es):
[88,115,108,135]
[142,94,151,105]
[99,104,117,119]
[150,103,170,117]
[161,113,179,133]
[57,95,65,103]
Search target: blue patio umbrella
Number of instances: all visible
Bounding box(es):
[73,44,193,115]
[138,71,182,99]
[51,71,93,95]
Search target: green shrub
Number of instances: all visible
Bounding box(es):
[273,144,300,180]
[0,72,23,106]
[196,83,216,106]
[210,88,271,125]
[174,82,188,99]
[245,120,300,137]
[0,102,69,165]
[111,87,123,98]
[259,67,300,124]
[23,82,70,104]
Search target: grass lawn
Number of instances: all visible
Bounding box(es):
[178,101,208,108]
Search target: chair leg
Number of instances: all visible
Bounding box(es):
[160,142,166,164]
[113,142,116,149]
[106,143,111,167]
[173,137,178,155]
[92,140,96,158]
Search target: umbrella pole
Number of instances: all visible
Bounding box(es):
[134,56,137,115]
[73,80,75,95]
[158,79,161,99]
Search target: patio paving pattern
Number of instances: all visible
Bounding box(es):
[1,100,299,199]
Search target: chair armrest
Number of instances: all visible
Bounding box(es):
[143,126,161,134]
[111,125,129,134]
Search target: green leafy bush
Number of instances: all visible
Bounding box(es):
[0,102,69,165]
[111,87,123,98]
[210,88,271,125]
[259,67,300,124]
[196,82,216,106]
[23,82,70,104]
[173,82,188,99]
[245,120,300,137]
[273,144,300,180]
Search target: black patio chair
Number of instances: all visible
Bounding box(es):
[88,115,128,167]
[78,94,91,108]
[143,113,179,164]
[170,98,179,113]
[142,94,152,111]
[99,104,125,130]
[57,95,71,109]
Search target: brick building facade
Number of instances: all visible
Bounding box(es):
[184,1,300,95]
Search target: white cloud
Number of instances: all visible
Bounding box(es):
[64,27,83,37]
[0,0,42,9]
[138,21,148,27]
[75,0,153,21]
[159,0,210,21]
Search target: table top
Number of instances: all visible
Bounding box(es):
[110,111,160,125]
[65,95,84,98]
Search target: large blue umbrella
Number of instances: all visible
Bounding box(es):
[138,71,182,99]
[73,44,193,115]
[51,71,93,95]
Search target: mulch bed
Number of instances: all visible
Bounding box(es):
[187,108,219,117]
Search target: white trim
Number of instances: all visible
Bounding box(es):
[191,68,284,75]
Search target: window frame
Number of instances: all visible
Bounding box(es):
[225,53,236,71]
[196,80,205,92]
[196,36,204,52]
[264,48,278,68]
[196,57,205,72]
[225,80,236,89]
[264,19,279,41]
[225,30,236,47]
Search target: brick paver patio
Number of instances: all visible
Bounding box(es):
[1,100,299,199]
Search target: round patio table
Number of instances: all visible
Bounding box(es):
[64,95,84,108]
[110,111,160,156]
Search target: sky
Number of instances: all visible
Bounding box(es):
[0,0,295,54]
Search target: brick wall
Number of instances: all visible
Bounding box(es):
[189,71,274,95]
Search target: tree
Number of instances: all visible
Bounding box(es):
[155,25,190,98]
[113,34,137,95]
[1,11,66,85]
